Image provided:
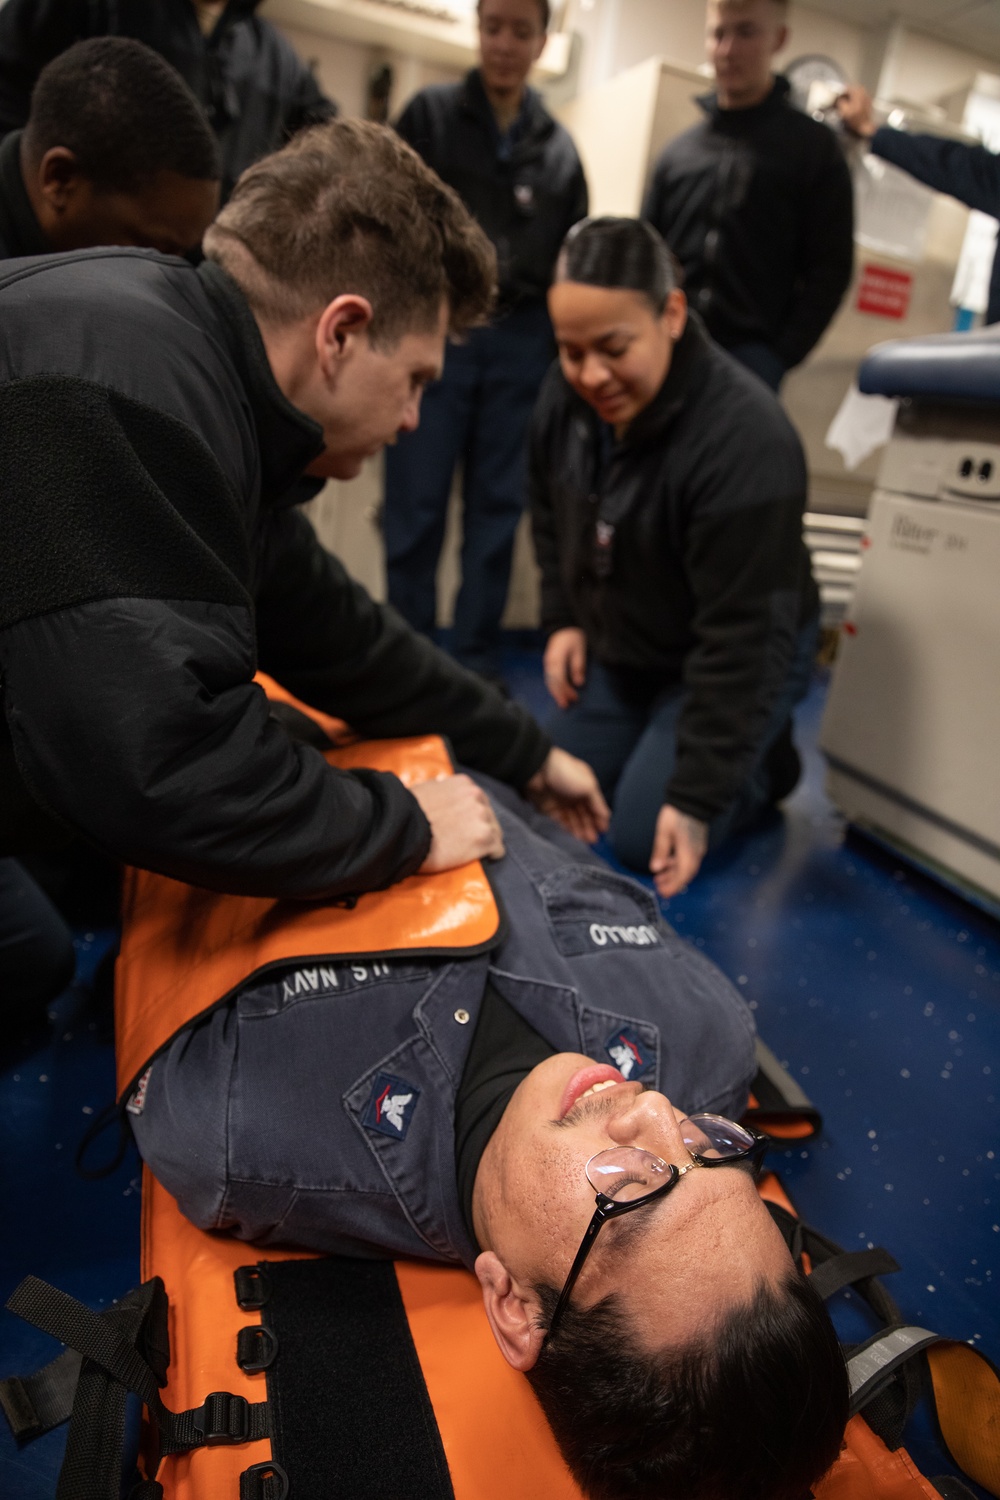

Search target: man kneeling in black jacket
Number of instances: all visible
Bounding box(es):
[533,217,820,897]
[0,119,607,908]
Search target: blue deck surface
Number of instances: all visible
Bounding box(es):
[2,648,998,1497]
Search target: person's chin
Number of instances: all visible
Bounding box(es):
[483,67,522,91]
[590,393,632,423]
[323,452,367,480]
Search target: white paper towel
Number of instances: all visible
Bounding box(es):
[825,382,899,471]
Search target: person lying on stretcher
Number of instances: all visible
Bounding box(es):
[133,789,849,1500]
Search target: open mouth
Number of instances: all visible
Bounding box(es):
[559,1063,625,1119]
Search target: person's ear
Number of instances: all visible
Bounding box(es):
[773,23,789,56]
[37,147,86,210]
[530,29,547,66]
[315,293,375,385]
[474,1251,546,1372]
[663,287,687,342]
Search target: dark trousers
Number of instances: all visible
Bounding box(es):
[547,617,819,872]
[0,857,75,1023]
[383,301,554,673]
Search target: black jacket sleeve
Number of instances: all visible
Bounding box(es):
[0,0,90,136]
[871,126,1000,217]
[255,508,551,788]
[528,375,578,637]
[0,377,434,900]
[666,418,810,824]
[773,138,855,368]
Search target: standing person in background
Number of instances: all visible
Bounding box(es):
[838,83,1000,325]
[0,0,336,200]
[387,0,587,686]
[643,0,854,391]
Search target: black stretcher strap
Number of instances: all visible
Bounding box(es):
[6,1276,161,1408]
[931,1478,979,1500]
[4,1274,271,1498]
[765,1203,905,1327]
[0,1346,82,1446]
[255,1257,455,1500]
[158,1390,271,1454]
[763,1204,927,1451]
[744,1039,823,1138]
[808,1247,901,1302]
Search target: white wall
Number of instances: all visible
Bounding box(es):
[879,25,996,107]
[560,0,866,96]
[277,22,463,120]
[277,2,1000,126]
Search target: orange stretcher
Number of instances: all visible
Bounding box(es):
[4,679,998,1500]
[135,1166,999,1500]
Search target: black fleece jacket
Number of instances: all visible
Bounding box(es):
[530,314,818,825]
[0,131,47,260]
[0,249,549,897]
[395,69,587,310]
[643,77,854,370]
[0,0,335,198]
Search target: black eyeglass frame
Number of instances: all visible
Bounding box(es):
[545,1117,768,1341]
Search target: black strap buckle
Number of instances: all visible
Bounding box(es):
[192,1391,250,1445]
[234,1266,271,1311]
[240,1461,290,1500]
[236,1325,278,1375]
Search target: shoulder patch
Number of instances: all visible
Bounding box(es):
[126,1065,152,1116]
[363,1072,421,1140]
[604,1026,654,1082]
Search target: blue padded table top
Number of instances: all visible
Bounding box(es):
[860,325,1000,402]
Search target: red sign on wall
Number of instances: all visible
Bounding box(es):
[856,263,913,320]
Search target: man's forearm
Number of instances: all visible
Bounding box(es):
[2,598,434,900]
[871,126,1000,217]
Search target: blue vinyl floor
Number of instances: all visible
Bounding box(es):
[2,643,998,1498]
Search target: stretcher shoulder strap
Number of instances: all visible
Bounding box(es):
[2,1276,275,1500]
[764,1199,1000,1500]
[114,674,502,1100]
[744,1038,823,1140]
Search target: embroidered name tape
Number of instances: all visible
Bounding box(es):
[364,1072,421,1140]
[589,923,659,948]
[604,1027,654,1081]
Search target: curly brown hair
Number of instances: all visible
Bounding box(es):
[204,117,496,344]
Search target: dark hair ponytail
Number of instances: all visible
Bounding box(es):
[557,216,678,313]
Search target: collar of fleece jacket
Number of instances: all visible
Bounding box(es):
[197,258,326,507]
[697,71,792,123]
[0,130,48,259]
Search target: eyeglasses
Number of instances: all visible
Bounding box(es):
[545,1113,768,1340]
